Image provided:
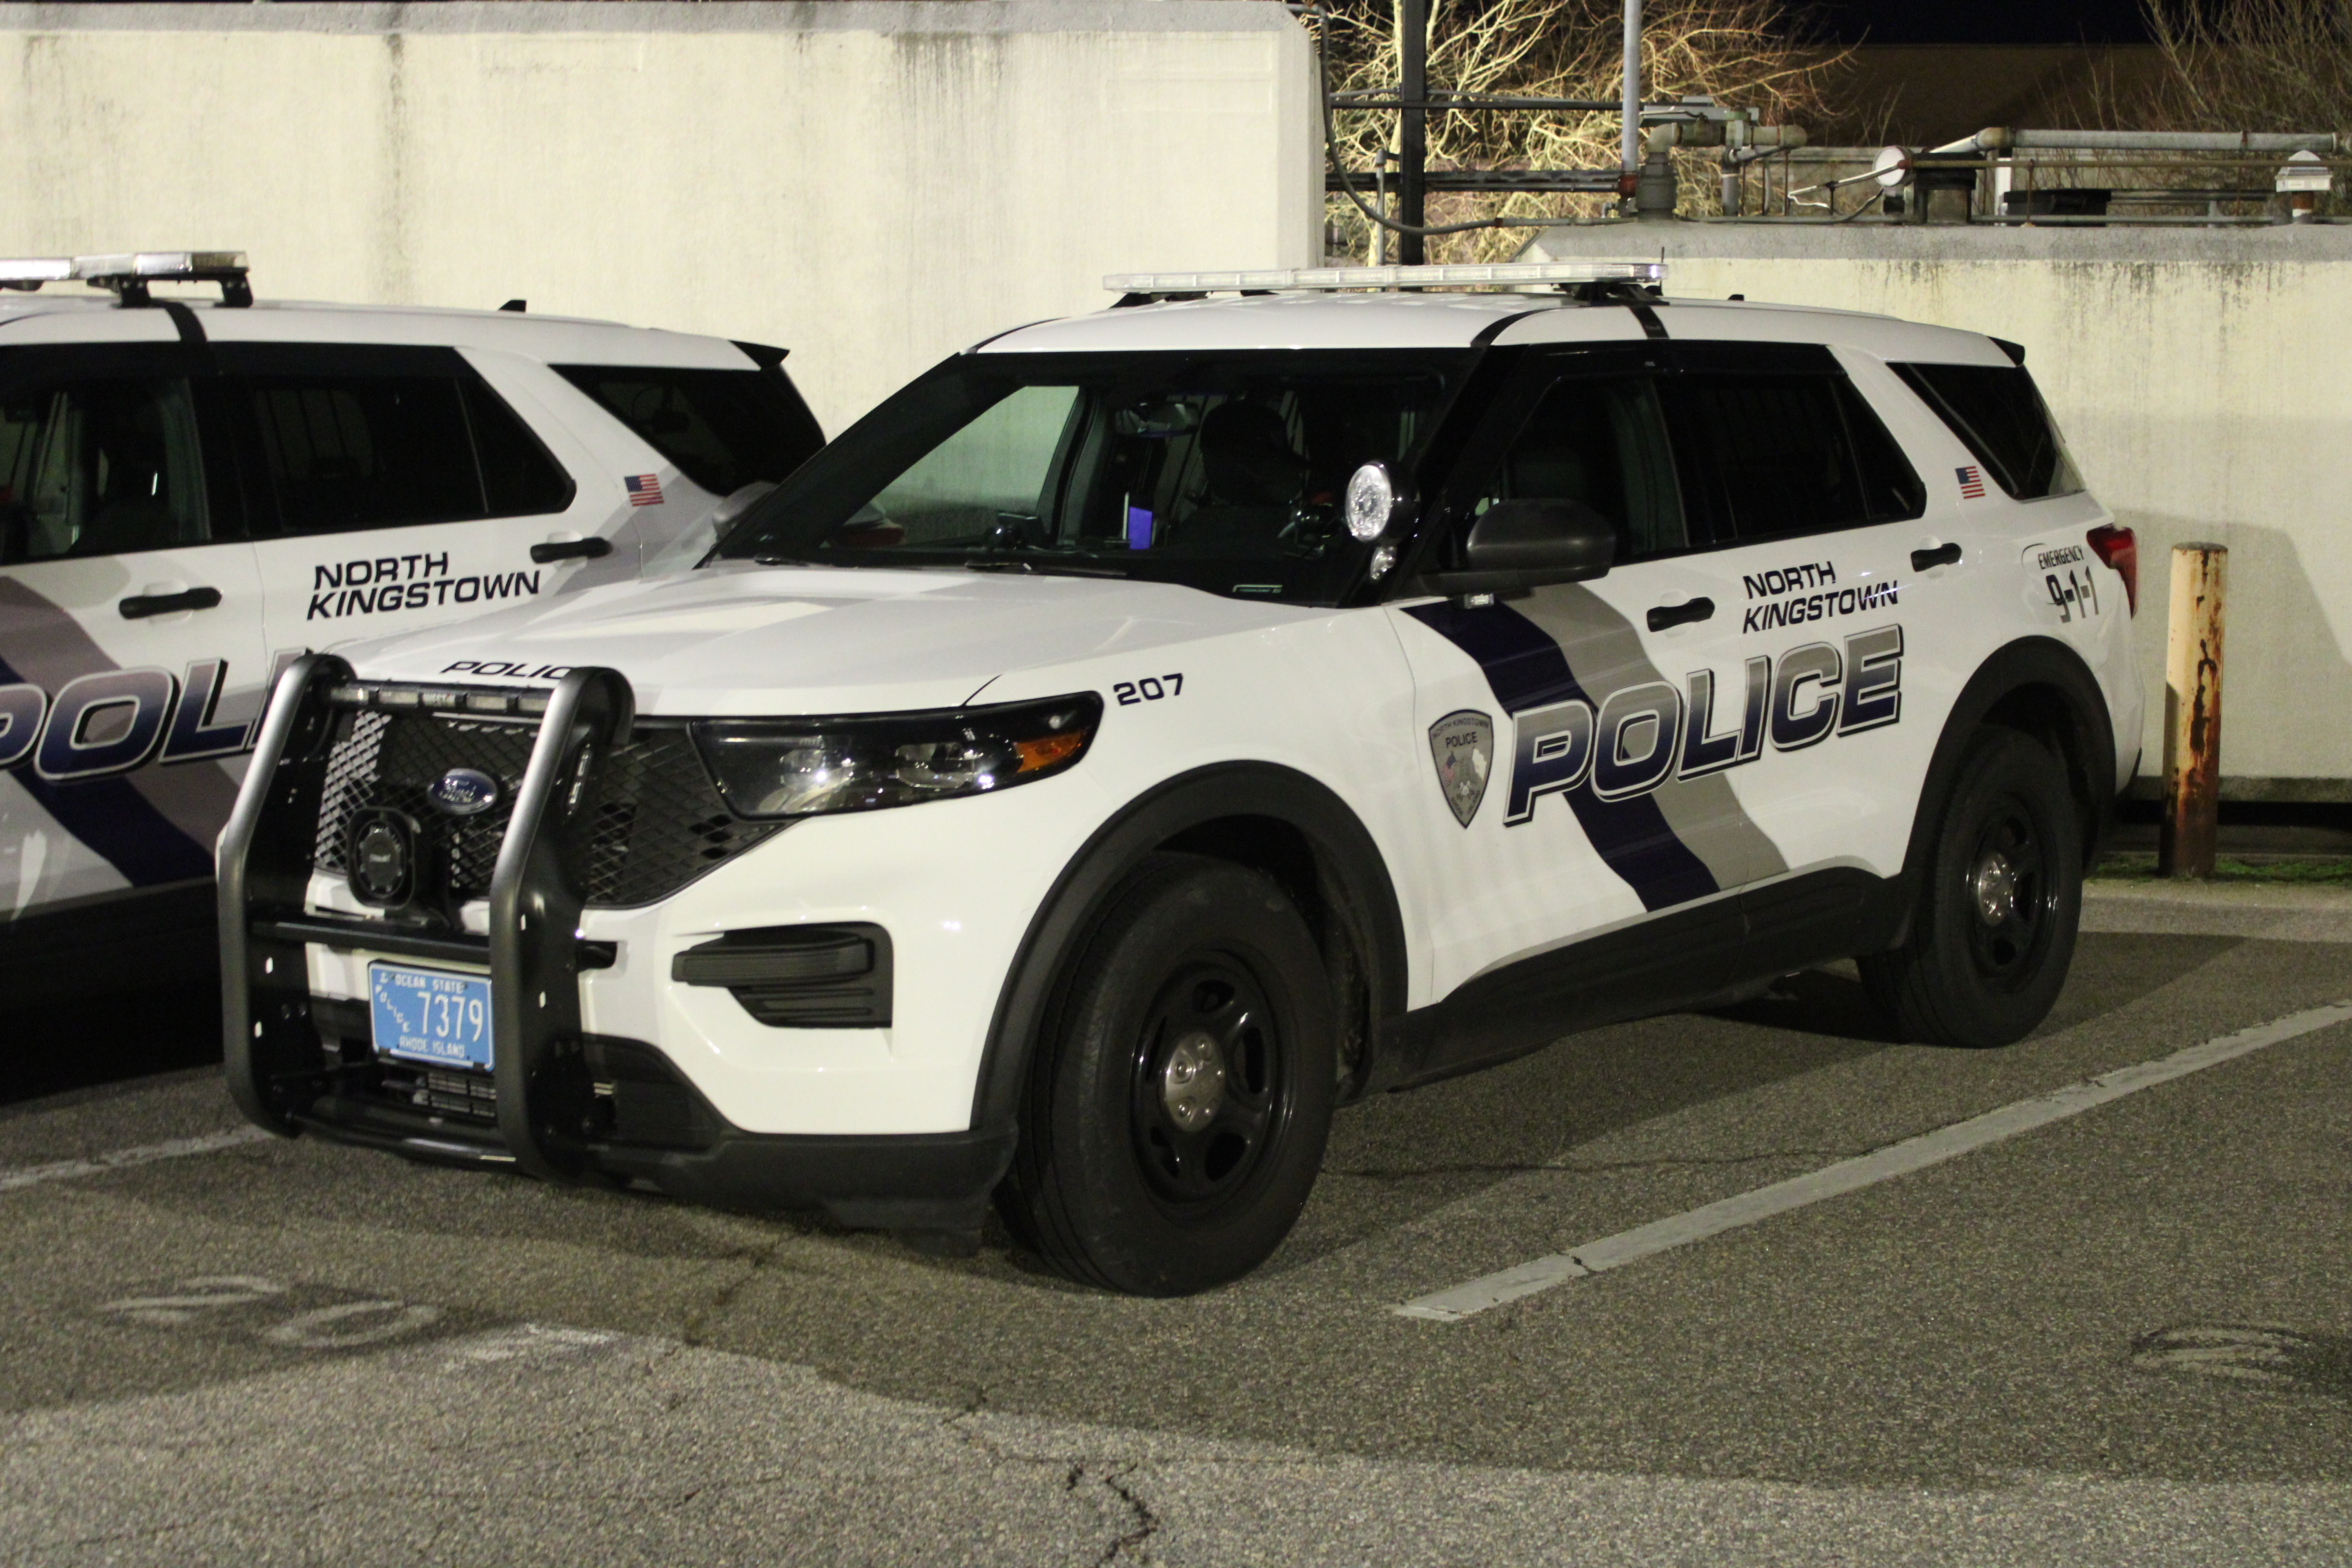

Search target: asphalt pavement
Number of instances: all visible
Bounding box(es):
[4,880,2350,1565]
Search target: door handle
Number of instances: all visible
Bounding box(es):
[1646,597,1715,632]
[1911,542,1963,571]
[530,537,613,564]
[118,586,222,620]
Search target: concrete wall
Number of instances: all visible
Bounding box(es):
[0,2,1319,429]
[1528,223,2352,796]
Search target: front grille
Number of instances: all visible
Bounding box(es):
[310,998,500,1130]
[312,711,780,908]
[395,1063,500,1122]
[581,728,783,907]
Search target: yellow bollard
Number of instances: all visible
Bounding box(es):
[2158,542,2227,879]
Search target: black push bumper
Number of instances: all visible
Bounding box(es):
[218,659,1011,1233]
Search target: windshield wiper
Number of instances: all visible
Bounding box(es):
[961,557,1129,579]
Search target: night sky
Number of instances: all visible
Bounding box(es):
[1809,1,2158,44]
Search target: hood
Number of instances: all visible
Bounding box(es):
[330,562,1321,716]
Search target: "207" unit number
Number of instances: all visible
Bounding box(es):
[1113,673,1184,706]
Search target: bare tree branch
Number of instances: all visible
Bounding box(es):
[1304,0,1844,259]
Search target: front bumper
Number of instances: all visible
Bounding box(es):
[218,658,1013,1231]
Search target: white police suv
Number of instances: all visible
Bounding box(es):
[220,261,2141,1296]
[2,252,822,989]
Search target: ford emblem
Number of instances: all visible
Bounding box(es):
[428,767,500,817]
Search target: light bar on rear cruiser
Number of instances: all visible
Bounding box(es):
[0,250,252,306]
[0,257,73,290]
[1102,261,1666,295]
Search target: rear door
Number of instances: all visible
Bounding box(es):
[1655,342,1937,882]
[0,340,267,917]
[216,343,618,660]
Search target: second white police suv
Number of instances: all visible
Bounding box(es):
[0,251,823,973]
[222,262,2143,1296]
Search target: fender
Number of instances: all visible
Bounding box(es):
[1884,634,2118,948]
[970,762,1410,1132]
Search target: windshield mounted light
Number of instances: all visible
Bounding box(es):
[1345,461,1397,542]
[693,692,1104,820]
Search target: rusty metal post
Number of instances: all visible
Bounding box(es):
[2158,542,2228,878]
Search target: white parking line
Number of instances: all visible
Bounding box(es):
[0,1126,274,1195]
[1395,999,2352,1323]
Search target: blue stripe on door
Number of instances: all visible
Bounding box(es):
[0,653,214,888]
[1403,600,1718,912]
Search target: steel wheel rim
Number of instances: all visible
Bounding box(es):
[1963,791,2053,992]
[1126,951,1290,1219]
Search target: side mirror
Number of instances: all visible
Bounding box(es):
[712,480,779,530]
[1417,499,1615,596]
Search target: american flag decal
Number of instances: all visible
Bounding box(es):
[625,473,664,507]
[1956,465,1986,499]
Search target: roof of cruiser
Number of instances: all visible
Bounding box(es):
[0,291,760,367]
[980,287,2010,364]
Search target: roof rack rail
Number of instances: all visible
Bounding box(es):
[0,251,252,308]
[1104,260,1665,306]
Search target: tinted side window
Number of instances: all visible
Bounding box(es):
[1892,362,2083,500]
[0,376,210,562]
[245,371,573,536]
[1671,373,1924,544]
[555,366,825,497]
[1470,374,1686,561]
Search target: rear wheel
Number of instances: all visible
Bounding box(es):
[1862,727,2083,1048]
[999,853,1335,1296]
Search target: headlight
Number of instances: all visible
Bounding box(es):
[692,692,1103,819]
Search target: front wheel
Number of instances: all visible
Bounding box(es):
[1862,727,2084,1048]
[999,853,1335,1296]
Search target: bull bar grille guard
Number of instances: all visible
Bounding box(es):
[221,656,637,1180]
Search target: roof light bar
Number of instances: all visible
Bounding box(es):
[1104,261,1666,295]
[74,250,245,282]
[0,250,252,307]
[0,257,73,292]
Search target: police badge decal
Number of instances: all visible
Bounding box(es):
[1427,710,1494,827]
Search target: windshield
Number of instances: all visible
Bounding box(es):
[713,350,1468,603]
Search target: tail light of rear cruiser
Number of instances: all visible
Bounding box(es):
[2086,524,2137,615]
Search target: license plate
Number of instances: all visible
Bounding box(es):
[368,963,494,1071]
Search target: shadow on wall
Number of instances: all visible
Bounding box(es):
[2106,515,2352,794]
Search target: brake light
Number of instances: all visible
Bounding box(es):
[2086,524,2137,615]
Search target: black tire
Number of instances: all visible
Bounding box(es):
[998,853,1336,1296]
[1862,726,2083,1048]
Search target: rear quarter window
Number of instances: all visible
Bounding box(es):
[555,365,824,499]
[1669,371,1926,544]
[1891,361,2084,500]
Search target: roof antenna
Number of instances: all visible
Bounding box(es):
[500,299,527,312]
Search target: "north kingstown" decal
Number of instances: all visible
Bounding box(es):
[1738,559,1900,633]
[307,554,541,622]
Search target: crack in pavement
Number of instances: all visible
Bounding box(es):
[1091,1462,1160,1564]
[676,1241,784,1346]
[943,1392,1163,1563]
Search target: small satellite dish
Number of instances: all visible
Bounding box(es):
[1873,147,1911,189]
